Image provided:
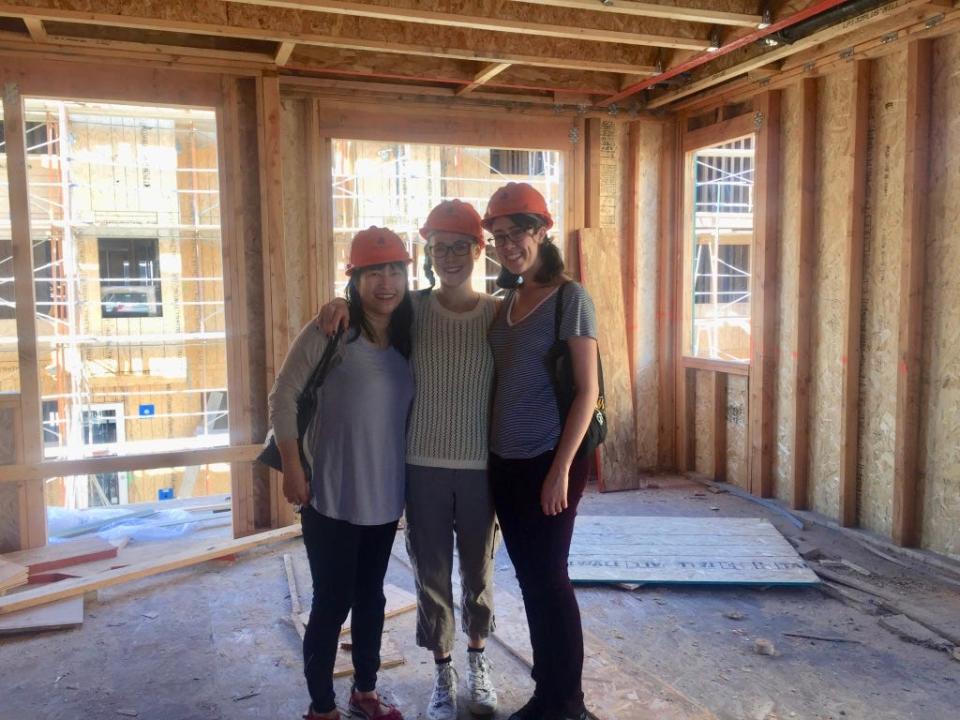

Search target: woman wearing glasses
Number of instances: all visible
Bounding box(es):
[317,199,499,720]
[484,182,599,720]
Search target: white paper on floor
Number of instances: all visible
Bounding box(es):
[568,516,820,586]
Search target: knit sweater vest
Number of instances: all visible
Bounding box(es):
[406,290,497,470]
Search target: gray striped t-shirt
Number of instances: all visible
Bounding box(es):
[488,281,598,459]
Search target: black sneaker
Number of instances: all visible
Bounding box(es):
[508,696,545,720]
[549,711,588,720]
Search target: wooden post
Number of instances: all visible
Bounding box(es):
[791,78,817,511]
[839,61,871,528]
[657,120,679,470]
[257,71,295,529]
[2,83,46,550]
[748,90,781,499]
[892,41,932,547]
[219,77,257,538]
[713,371,728,482]
[584,118,602,229]
[624,122,641,397]
[565,116,585,278]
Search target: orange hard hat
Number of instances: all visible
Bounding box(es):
[481,182,554,231]
[345,226,411,276]
[419,199,483,242]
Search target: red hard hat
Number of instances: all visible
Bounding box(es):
[419,199,483,242]
[481,182,554,231]
[345,226,411,276]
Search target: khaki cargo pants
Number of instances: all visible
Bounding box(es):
[404,464,499,655]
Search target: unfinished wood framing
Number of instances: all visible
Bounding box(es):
[645,0,934,108]
[508,0,762,28]
[748,90,781,499]
[224,0,710,51]
[220,77,259,537]
[457,62,511,96]
[275,40,296,65]
[656,121,679,470]
[838,61,870,528]
[2,82,45,550]
[790,78,817,511]
[893,40,933,547]
[257,72,297,530]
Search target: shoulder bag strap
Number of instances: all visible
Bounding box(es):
[302,327,343,399]
[554,281,569,341]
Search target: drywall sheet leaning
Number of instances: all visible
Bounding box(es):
[568,516,819,586]
[578,228,641,491]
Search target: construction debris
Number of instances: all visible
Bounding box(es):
[877,615,954,653]
[753,638,777,656]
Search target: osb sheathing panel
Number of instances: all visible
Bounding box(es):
[726,375,748,489]
[858,50,906,538]
[920,33,960,558]
[808,71,852,520]
[280,96,311,334]
[633,121,661,469]
[579,228,640,491]
[694,370,713,476]
[772,82,802,504]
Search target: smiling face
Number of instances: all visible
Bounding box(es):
[426,230,482,289]
[490,216,547,279]
[355,262,408,319]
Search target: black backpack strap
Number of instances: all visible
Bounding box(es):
[304,327,343,398]
[554,281,569,341]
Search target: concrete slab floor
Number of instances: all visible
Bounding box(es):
[2,476,959,720]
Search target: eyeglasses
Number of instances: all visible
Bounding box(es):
[491,227,533,247]
[425,240,474,258]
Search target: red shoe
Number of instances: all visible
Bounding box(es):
[348,690,404,720]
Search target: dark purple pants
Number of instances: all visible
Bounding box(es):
[489,450,590,717]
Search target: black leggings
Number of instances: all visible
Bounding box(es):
[300,505,399,713]
[489,450,590,716]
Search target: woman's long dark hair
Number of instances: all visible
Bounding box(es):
[344,262,414,358]
[495,213,565,288]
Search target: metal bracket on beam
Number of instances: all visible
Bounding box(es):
[839,47,855,61]
[880,31,898,44]
[753,110,764,131]
[925,14,944,30]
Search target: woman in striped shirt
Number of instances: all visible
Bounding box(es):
[484,182,600,720]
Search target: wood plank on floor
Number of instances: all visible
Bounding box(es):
[569,517,819,586]
[0,557,28,594]
[0,596,83,635]
[3,537,126,579]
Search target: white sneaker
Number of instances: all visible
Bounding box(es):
[427,662,458,720]
[466,651,498,716]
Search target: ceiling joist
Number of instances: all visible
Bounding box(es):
[0,0,659,75]
[224,0,709,51]
[644,0,935,108]
[507,0,763,28]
